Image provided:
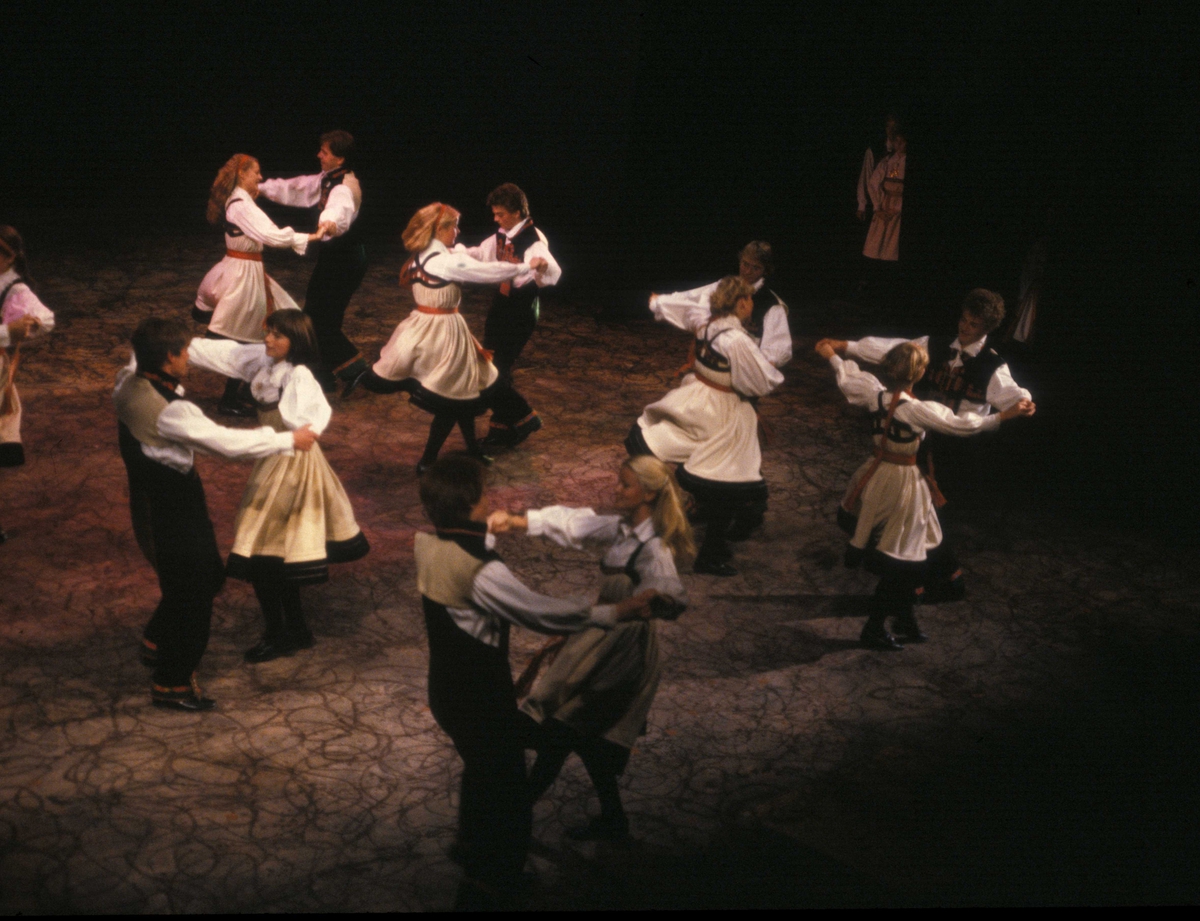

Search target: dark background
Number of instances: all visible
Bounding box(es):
[3,1,1196,526]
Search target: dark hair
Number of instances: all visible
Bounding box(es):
[0,226,33,288]
[265,309,321,367]
[960,288,1006,333]
[739,240,773,275]
[419,454,486,529]
[320,129,355,162]
[132,317,190,373]
[486,183,529,219]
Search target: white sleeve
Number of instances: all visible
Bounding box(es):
[0,285,56,346]
[258,173,322,209]
[650,283,718,334]
[636,539,688,607]
[461,235,496,262]
[278,365,332,434]
[728,333,785,397]
[425,249,533,286]
[471,560,620,634]
[526,506,622,549]
[857,148,875,211]
[897,399,1003,437]
[985,363,1032,411]
[227,197,309,255]
[186,337,271,382]
[759,304,793,368]
[317,184,356,237]
[830,355,886,409]
[156,401,295,459]
[527,230,562,287]
[845,335,928,365]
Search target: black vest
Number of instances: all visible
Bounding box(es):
[869,391,920,445]
[492,222,541,310]
[919,336,1006,412]
[315,167,363,250]
[743,286,780,342]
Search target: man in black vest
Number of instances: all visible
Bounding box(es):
[259,130,367,392]
[114,318,316,710]
[461,184,562,450]
[822,288,1034,502]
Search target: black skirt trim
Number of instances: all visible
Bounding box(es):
[676,466,768,504]
[408,380,499,418]
[624,422,654,458]
[227,531,369,585]
[0,442,25,468]
[191,306,213,325]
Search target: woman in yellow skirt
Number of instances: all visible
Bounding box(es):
[186,310,368,662]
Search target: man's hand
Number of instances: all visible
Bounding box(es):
[487,510,527,534]
[292,425,318,451]
[317,220,338,238]
[4,315,41,345]
[815,338,847,359]
[529,257,548,274]
[999,399,1036,422]
[614,589,660,621]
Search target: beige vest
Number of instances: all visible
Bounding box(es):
[113,374,174,449]
[414,532,488,607]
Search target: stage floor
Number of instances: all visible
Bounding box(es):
[1,229,1197,909]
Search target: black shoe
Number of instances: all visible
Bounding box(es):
[891,613,928,643]
[860,623,904,651]
[152,692,216,712]
[566,813,631,843]
[335,357,369,383]
[511,414,543,445]
[416,458,433,476]
[217,398,256,418]
[693,557,738,577]
[341,370,368,399]
[244,636,298,663]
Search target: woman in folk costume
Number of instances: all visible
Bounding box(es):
[348,202,548,473]
[0,227,55,542]
[185,309,369,663]
[195,154,324,416]
[489,455,692,843]
[626,276,784,577]
[815,339,1034,650]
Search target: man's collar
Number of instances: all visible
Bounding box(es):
[950,335,986,357]
[502,218,530,239]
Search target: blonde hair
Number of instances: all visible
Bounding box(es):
[402,202,461,253]
[624,455,695,562]
[882,342,929,389]
[709,276,754,317]
[207,154,258,225]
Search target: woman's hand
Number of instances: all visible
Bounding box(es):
[487,511,527,534]
[4,315,41,345]
[999,399,1036,422]
[529,257,548,275]
[316,220,338,239]
[614,589,660,621]
[815,340,836,360]
[291,425,318,451]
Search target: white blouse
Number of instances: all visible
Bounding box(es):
[460,218,563,289]
[526,505,688,606]
[651,277,792,368]
[258,171,359,239]
[225,188,309,255]
[0,269,56,348]
[418,239,536,287]
[185,337,332,434]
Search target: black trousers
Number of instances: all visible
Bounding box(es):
[423,599,530,888]
[305,242,368,372]
[483,294,537,428]
[120,426,225,689]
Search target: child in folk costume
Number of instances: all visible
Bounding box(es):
[348,203,548,473]
[185,310,368,663]
[489,455,692,843]
[194,154,323,416]
[627,276,784,576]
[0,227,55,542]
[115,318,315,711]
[815,339,1034,649]
[414,455,659,909]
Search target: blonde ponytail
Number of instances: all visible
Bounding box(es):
[402,202,461,253]
[624,456,695,562]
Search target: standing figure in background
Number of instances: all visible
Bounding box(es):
[0,226,55,543]
[627,277,784,576]
[815,339,1034,649]
[351,203,548,473]
[460,183,561,451]
[489,455,692,843]
[114,318,313,710]
[259,130,368,392]
[194,154,321,416]
[184,310,369,664]
[855,114,907,300]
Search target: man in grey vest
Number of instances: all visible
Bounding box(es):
[114,317,316,710]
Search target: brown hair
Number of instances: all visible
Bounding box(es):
[739,240,773,275]
[881,342,929,389]
[131,317,190,374]
[709,276,755,317]
[402,203,461,253]
[486,183,529,219]
[960,288,1006,333]
[419,454,486,528]
[0,226,33,288]
[265,309,321,368]
[207,154,258,225]
[320,129,354,161]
